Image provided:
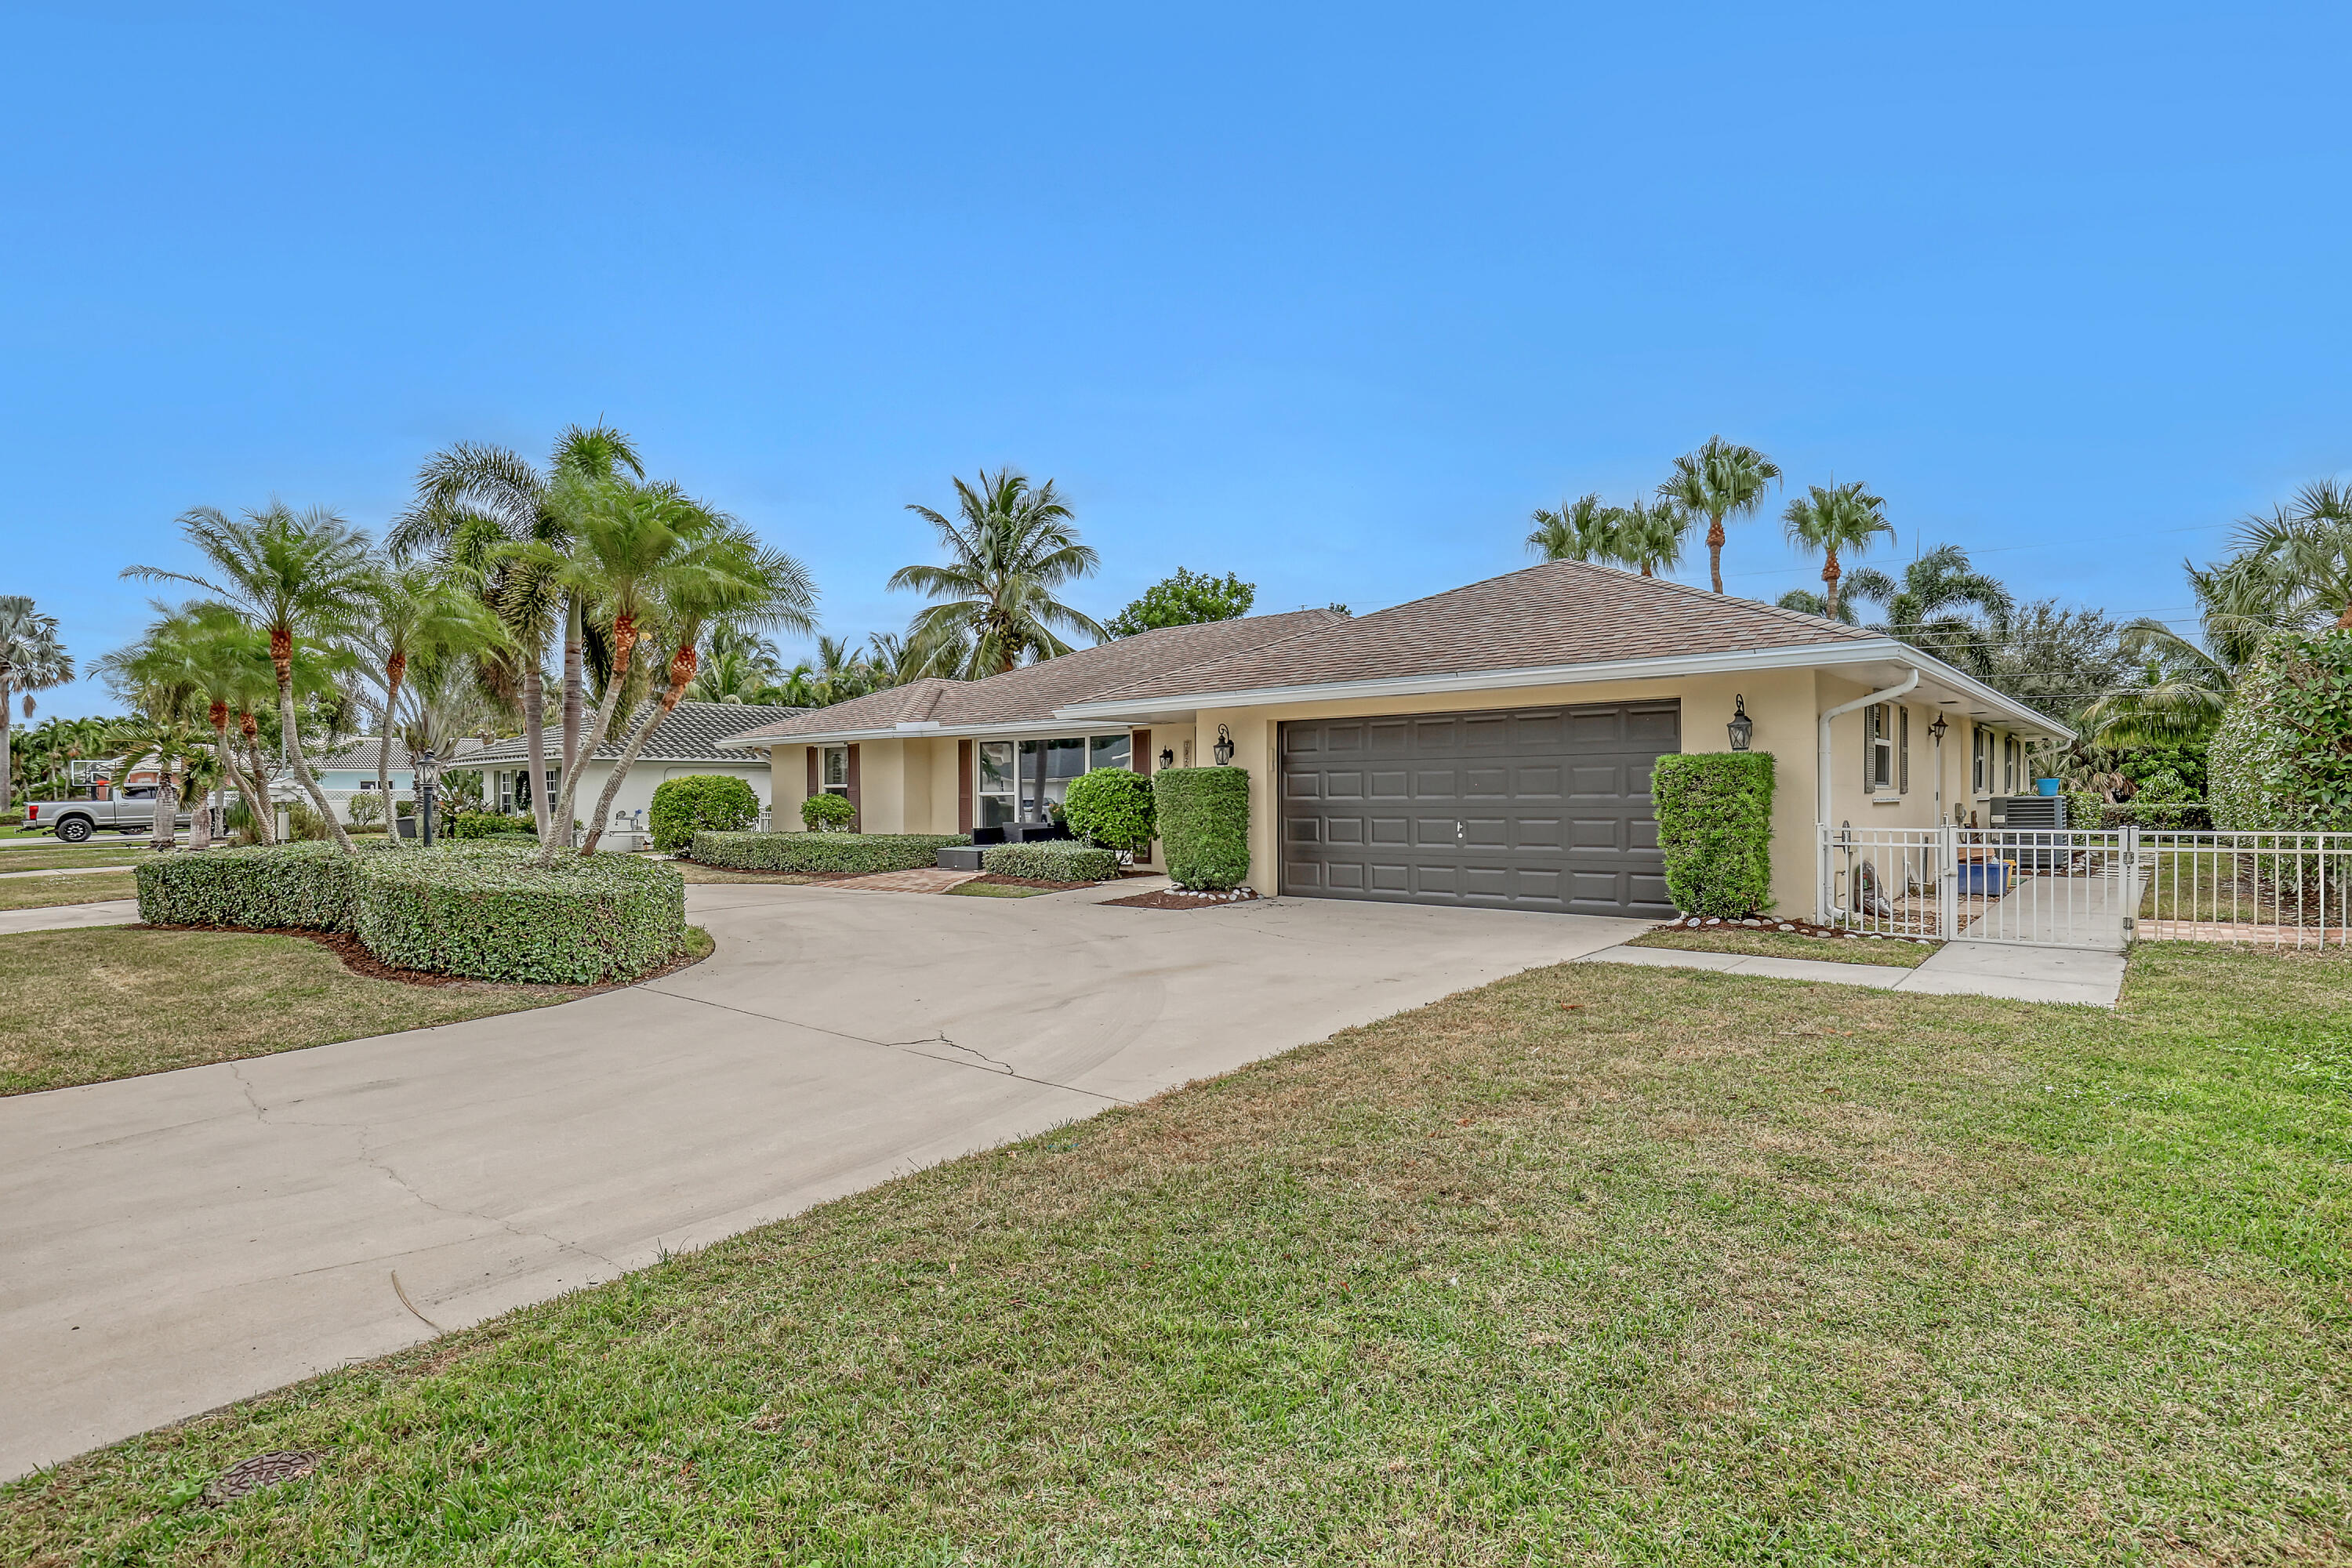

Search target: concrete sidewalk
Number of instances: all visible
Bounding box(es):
[0,900,141,938]
[0,886,1644,1478]
[1582,938,2125,1007]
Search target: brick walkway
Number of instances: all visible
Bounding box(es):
[813,868,984,895]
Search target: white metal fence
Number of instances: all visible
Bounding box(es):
[1818,823,2352,951]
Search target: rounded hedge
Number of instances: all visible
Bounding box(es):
[1063,768,1154,856]
[982,840,1122,882]
[800,793,856,832]
[2209,630,2352,833]
[352,846,684,985]
[1152,767,1250,891]
[1652,752,1776,917]
[650,774,760,852]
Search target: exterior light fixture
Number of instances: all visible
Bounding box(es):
[1158,747,1174,769]
[1212,724,1236,767]
[1726,695,1754,752]
[416,748,441,847]
[1928,713,1948,743]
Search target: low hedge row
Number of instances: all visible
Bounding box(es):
[133,842,687,985]
[982,841,1122,882]
[691,830,970,874]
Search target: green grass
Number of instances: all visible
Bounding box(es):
[0,926,711,1096]
[4,945,2347,1563]
[0,846,165,873]
[947,879,1054,898]
[0,869,136,911]
[1628,924,1939,967]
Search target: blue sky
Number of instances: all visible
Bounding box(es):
[8,3,2349,718]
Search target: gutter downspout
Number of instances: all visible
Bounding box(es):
[1817,669,1919,922]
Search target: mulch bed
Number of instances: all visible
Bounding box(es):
[964,873,1097,892]
[1101,887,1262,911]
[1654,916,1937,945]
[672,863,863,882]
[129,922,715,991]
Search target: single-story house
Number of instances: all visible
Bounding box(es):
[468,701,804,832]
[717,563,2070,919]
[313,737,488,796]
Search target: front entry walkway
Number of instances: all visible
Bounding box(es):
[1582,938,2125,1007]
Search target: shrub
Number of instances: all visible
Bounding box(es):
[1652,752,1776,917]
[285,801,329,841]
[344,793,384,828]
[0,811,22,828]
[651,774,761,852]
[2209,630,2352,832]
[135,840,370,931]
[693,830,969,874]
[982,841,1121,882]
[1152,767,1251,890]
[1062,768,1154,856]
[800,793,856,832]
[352,846,684,985]
[448,810,537,840]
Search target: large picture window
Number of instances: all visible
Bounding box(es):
[978,733,1133,826]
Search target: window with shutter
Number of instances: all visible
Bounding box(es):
[1899,706,1910,793]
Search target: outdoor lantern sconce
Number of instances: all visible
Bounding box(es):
[1158,747,1174,769]
[1212,724,1236,767]
[1726,695,1754,752]
[1928,713,1949,744]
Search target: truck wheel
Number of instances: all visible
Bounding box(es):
[56,818,93,844]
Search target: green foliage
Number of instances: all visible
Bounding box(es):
[285,801,329,841]
[0,812,20,828]
[2209,630,2352,831]
[352,847,684,985]
[448,811,538,840]
[343,793,384,828]
[1062,768,1155,856]
[982,841,1121,882]
[135,841,371,931]
[649,774,761,852]
[1652,753,1777,917]
[1105,568,1256,637]
[694,830,969,873]
[1152,767,1251,891]
[800,793,857,832]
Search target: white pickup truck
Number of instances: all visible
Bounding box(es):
[23,793,192,844]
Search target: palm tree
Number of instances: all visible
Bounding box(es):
[890,469,1106,676]
[1782,482,1893,623]
[1526,494,1627,564]
[1657,437,1782,593]
[352,563,506,840]
[2223,481,2352,631]
[1614,498,1693,578]
[114,602,279,844]
[686,624,789,702]
[125,503,376,853]
[1841,545,2013,679]
[391,424,644,833]
[1774,588,1860,624]
[0,597,74,810]
[2077,557,2266,745]
[580,526,816,851]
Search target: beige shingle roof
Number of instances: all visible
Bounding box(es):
[716,610,1345,744]
[1077,561,1878,703]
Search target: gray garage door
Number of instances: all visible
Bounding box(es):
[1279,702,1679,916]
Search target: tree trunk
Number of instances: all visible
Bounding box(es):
[378,654,406,848]
[214,717,259,844]
[562,594,583,783]
[238,713,274,844]
[151,762,180,852]
[581,643,691,853]
[1823,553,1843,624]
[273,629,353,853]
[521,659,550,839]
[0,675,12,815]
[188,762,212,851]
[538,615,638,866]
[1707,514,1727,593]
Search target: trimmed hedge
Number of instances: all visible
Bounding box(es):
[800,793,856,832]
[1152,767,1250,891]
[650,774,760,852]
[1652,752,1777,918]
[2209,630,2352,832]
[135,840,371,931]
[692,830,969,874]
[1063,768,1154,856]
[982,841,1122,882]
[352,847,684,985]
[448,811,536,840]
[134,841,688,984]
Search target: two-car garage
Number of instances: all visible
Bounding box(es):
[1277,701,1680,918]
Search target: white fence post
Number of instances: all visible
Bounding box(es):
[1939,821,1959,939]
[2122,824,2140,943]
[1816,822,1830,925]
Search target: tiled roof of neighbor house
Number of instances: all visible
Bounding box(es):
[716,609,1347,744]
[469,702,808,766]
[314,737,488,772]
[1076,561,1880,703]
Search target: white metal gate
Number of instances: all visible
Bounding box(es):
[1818,823,2352,952]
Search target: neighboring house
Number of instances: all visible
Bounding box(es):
[312,737,483,794]
[467,701,804,831]
[720,562,2068,918]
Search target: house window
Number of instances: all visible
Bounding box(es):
[993,733,1135,822]
[502,769,557,814]
[358,780,378,790]
[1973,727,1990,794]
[2003,735,2020,794]
[819,746,850,797]
[1898,706,1910,794]
[977,742,1017,827]
[1865,705,1894,793]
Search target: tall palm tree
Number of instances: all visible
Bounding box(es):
[2078,557,2267,745]
[390,424,643,833]
[0,597,73,810]
[580,527,816,851]
[125,503,375,853]
[2224,481,2352,631]
[1657,437,1782,593]
[686,624,789,702]
[1782,481,1893,623]
[1614,498,1693,578]
[114,602,278,844]
[1840,544,2013,679]
[1774,587,1860,624]
[352,563,506,839]
[1526,494,1627,564]
[890,469,1106,677]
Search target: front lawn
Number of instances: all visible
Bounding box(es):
[0,846,162,874]
[1628,924,1938,967]
[0,869,138,911]
[0,927,591,1095]
[5,945,2347,1563]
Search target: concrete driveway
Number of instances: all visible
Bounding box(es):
[0,882,1642,1478]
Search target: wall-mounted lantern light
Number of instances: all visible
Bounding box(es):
[1212,724,1236,767]
[1158,747,1174,770]
[1928,713,1948,744]
[1726,695,1754,752]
